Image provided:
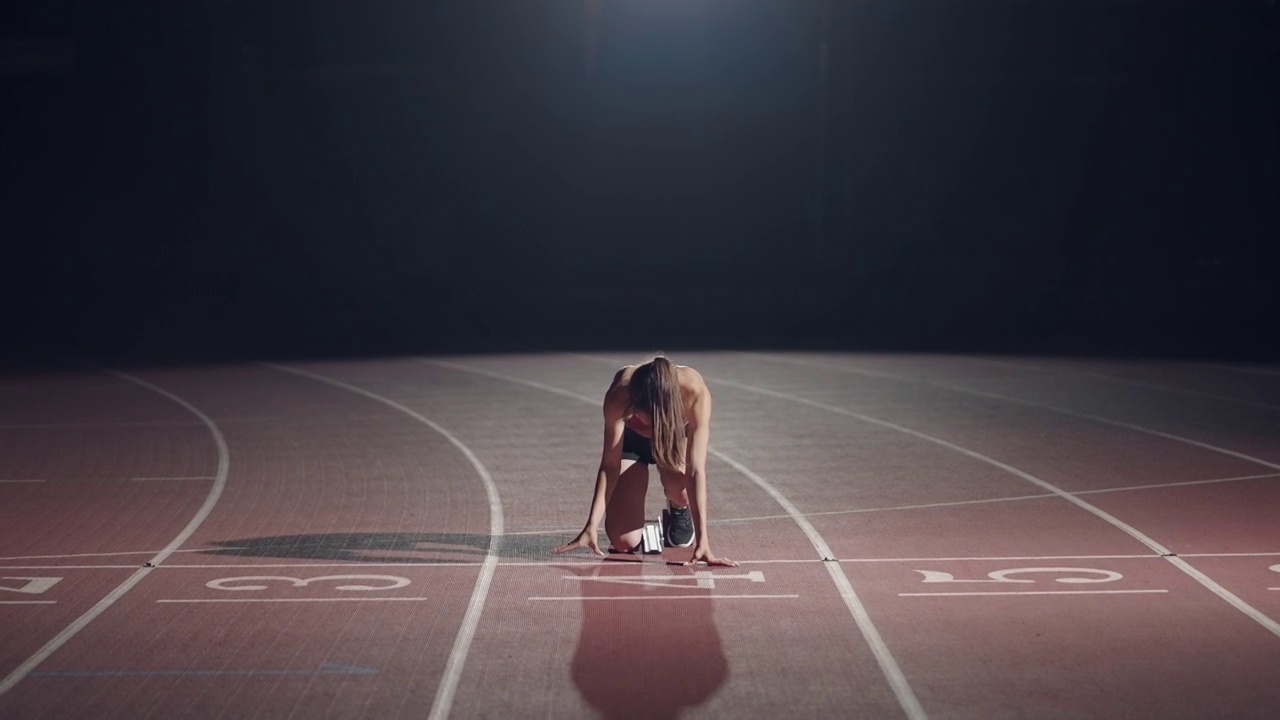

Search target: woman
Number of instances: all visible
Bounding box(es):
[554,356,736,567]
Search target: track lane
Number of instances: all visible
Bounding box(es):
[305,356,922,719]
[1,365,491,718]
[656,351,1280,717]
[0,369,228,704]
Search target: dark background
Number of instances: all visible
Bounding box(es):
[3,0,1277,363]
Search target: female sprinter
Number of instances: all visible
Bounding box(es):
[553,356,736,567]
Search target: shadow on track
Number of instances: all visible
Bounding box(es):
[201,532,555,563]
[562,560,728,719]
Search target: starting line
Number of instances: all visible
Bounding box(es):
[900,589,1170,597]
[529,594,800,601]
[31,662,377,678]
[8,563,1280,604]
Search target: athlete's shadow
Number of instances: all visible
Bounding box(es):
[201,532,551,563]
[562,559,728,719]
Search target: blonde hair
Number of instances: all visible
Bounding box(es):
[628,356,685,472]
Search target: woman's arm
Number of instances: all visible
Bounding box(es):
[553,370,627,556]
[684,371,735,567]
[584,403,625,534]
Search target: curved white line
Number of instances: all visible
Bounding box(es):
[967,357,1280,413]
[1210,364,1280,379]
[266,363,503,720]
[425,359,928,720]
[712,376,1176,556]
[727,355,1280,639]
[762,354,1280,472]
[0,369,230,696]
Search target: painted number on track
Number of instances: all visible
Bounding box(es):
[0,577,62,595]
[914,567,1124,585]
[568,571,765,590]
[206,575,412,592]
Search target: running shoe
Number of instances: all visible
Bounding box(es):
[663,504,695,548]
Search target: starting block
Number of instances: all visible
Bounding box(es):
[640,518,663,554]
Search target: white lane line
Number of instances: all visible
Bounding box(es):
[712,494,1054,524]
[10,551,1279,572]
[0,549,208,562]
[0,479,46,483]
[706,471,1280,525]
[712,375,1176,556]
[1209,364,1280,379]
[1183,552,1280,558]
[1075,472,1280,495]
[967,358,1280,413]
[156,597,434,604]
[707,447,927,720]
[428,358,929,720]
[0,370,230,697]
[130,476,216,482]
[0,566,139,570]
[728,356,1280,640]
[841,555,1160,563]
[0,421,205,430]
[266,363,503,720]
[529,594,800,601]
[154,562,520,569]
[762,354,1280,472]
[899,589,1169,598]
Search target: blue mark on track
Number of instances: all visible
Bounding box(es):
[31,662,377,678]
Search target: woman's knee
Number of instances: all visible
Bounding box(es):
[606,524,643,553]
[658,469,690,504]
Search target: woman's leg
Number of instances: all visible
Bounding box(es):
[657,465,696,547]
[605,459,649,552]
[657,466,691,508]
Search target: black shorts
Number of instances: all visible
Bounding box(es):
[621,427,655,466]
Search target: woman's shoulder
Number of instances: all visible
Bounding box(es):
[610,364,637,387]
[603,365,636,409]
[676,365,709,397]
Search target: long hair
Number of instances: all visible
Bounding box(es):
[628,356,686,472]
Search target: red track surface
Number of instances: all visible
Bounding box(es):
[2,353,1279,718]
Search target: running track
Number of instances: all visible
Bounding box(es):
[1,353,1279,718]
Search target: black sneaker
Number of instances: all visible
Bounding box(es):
[663,504,695,548]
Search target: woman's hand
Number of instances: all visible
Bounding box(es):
[553,526,605,556]
[687,542,737,567]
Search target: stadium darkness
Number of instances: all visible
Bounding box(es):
[2,0,1277,364]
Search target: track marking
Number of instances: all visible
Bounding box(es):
[32,662,377,678]
[156,597,434,604]
[1183,552,1280,558]
[702,470,1280,525]
[427,358,928,720]
[266,363,503,720]
[0,566,139,570]
[1,601,57,605]
[529,594,800,601]
[900,589,1169,597]
[0,421,206,430]
[710,375,1176,554]
[10,551,1280,572]
[1209,364,1280,379]
[0,549,214,562]
[0,479,45,484]
[1075,472,1280,494]
[725,355,1280,640]
[0,370,230,696]
[758,353,1280,472]
[130,476,216,482]
[968,357,1280,413]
